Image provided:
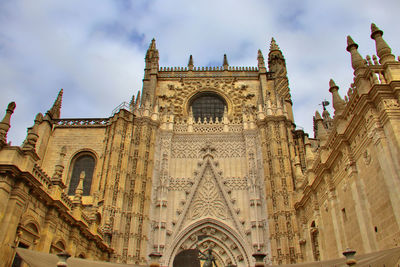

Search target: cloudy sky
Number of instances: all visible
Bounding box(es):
[1,0,399,145]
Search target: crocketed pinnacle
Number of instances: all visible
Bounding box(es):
[47,89,63,119]
[257,49,265,68]
[270,38,280,51]
[314,111,328,142]
[149,38,156,50]
[322,108,331,120]
[370,23,395,64]
[314,110,322,121]
[145,38,158,60]
[135,91,141,109]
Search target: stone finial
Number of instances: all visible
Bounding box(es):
[257,49,265,68]
[135,90,141,109]
[314,110,322,121]
[73,171,85,203]
[372,55,379,65]
[129,93,136,111]
[366,55,373,65]
[52,146,67,184]
[22,113,43,151]
[223,54,229,70]
[304,135,315,166]
[346,36,366,75]
[329,79,346,115]
[269,38,280,51]
[294,155,306,189]
[150,38,156,50]
[47,89,63,119]
[370,23,395,64]
[314,111,328,142]
[322,108,331,120]
[188,55,194,70]
[0,102,16,147]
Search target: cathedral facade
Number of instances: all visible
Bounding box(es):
[0,23,399,267]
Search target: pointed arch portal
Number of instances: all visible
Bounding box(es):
[165,218,253,267]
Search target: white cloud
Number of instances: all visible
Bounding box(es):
[1,0,399,144]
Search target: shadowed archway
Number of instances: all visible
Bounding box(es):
[173,249,201,267]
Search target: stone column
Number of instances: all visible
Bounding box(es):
[0,180,29,266]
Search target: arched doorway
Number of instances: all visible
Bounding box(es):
[164,218,252,267]
[173,249,200,267]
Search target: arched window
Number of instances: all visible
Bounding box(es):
[68,153,96,196]
[190,93,226,122]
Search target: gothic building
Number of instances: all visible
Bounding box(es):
[0,23,399,267]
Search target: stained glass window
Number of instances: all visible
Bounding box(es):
[191,93,226,121]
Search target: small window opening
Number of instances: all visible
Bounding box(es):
[341,208,347,222]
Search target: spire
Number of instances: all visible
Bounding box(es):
[47,89,63,119]
[268,38,286,73]
[346,36,367,76]
[146,38,157,59]
[223,54,229,70]
[145,38,159,71]
[0,102,16,147]
[150,38,156,50]
[257,49,265,69]
[370,23,395,64]
[329,79,346,116]
[188,55,194,70]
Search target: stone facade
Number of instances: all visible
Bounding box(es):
[0,23,399,267]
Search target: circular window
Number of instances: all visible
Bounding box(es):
[190,93,226,122]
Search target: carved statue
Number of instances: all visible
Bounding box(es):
[198,248,217,267]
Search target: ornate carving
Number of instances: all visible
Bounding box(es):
[168,178,194,191]
[363,149,372,165]
[223,178,248,190]
[191,166,226,220]
[171,134,245,158]
[158,78,254,119]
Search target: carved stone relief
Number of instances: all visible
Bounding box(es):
[191,165,226,220]
[171,134,245,158]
